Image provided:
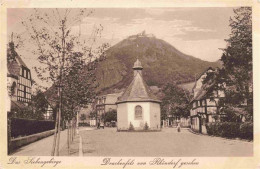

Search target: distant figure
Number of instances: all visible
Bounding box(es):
[97,121,100,129]
[177,123,181,132]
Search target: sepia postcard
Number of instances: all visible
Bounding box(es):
[0,0,260,169]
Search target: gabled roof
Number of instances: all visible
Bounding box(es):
[190,67,216,103]
[7,60,20,77]
[7,42,29,69]
[190,87,208,103]
[178,81,195,93]
[105,93,123,104]
[117,60,161,103]
[7,46,20,77]
[192,67,214,92]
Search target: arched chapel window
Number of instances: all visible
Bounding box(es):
[135,105,142,120]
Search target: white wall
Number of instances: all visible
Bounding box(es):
[117,103,128,130]
[127,102,150,129]
[149,102,161,130]
[191,117,200,131]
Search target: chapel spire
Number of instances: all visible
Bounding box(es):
[133,59,143,76]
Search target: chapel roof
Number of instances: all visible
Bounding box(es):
[117,59,161,103]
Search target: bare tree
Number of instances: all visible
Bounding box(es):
[22,9,108,156]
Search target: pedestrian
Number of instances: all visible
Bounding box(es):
[177,122,181,132]
[97,121,100,129]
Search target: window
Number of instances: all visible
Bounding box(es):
[24,86,26,98]
[23,69,26,77]
[135,105,142,120]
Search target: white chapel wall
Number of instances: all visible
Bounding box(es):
[127,102,150,129]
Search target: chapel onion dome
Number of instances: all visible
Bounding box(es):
[133,59,143,70]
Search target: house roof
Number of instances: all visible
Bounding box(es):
[105,93,123,104]
[192,67,214,92]
[178,81,195,93]
[190,87,208,102]
[117,59,161,103]
[8,42,29,69]
[190,67,216,103]
[190,80,216,103]
[7,46,20,77]
[7,61,20,77]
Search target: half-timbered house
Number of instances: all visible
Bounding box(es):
[190,67,225,134]
[7,41,32,106]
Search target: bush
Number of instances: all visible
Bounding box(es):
[206,122,220,136]
[209,122,240,138]
[240,122,253,140]
[144,122,149,131]
[220,122,240,138]
[206,122,253,140]
[129,122,135,131]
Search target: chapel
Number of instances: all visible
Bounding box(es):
[116,59,161,131]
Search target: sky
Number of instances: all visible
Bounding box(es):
[7,8,235,89]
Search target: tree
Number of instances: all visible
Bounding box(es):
[104,109,117,123]
[22,9,108,156]
[222,7,252,106]
[61,54,98,121]
[203,7,252,121]
[161,83,191,121]
[8,89,51,120]
[30,90,50,120]
[80,114,87,123]
[89,110,97,119]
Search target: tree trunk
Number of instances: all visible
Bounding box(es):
[54,86,62,156]
[55,106,61,156]
[67,120,70,155]
[51,110,59,156]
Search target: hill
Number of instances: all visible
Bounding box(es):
[44,34,221,101]
[95,33,221,94]
[97,35,221,93]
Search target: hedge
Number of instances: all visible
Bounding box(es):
[11,118,55,138]
[206,122,253,140]
[78,122,90,127]
[240,122,253,140]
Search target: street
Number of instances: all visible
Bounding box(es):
[11,127,253,157]
[80,128,253,157]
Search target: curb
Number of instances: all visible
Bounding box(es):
[79,135,83,156]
